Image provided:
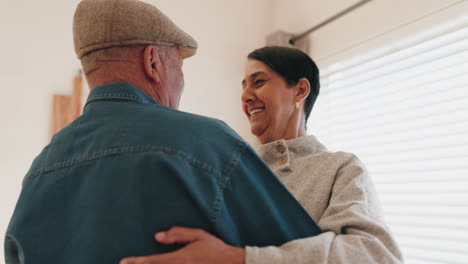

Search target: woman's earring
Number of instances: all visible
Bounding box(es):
[295,102,300,110]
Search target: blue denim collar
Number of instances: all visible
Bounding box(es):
[84,82,159,110]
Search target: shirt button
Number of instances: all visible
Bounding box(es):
[279,156,288,166]
[276,144,286,154]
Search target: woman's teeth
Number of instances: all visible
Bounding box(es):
[250,108,264,115]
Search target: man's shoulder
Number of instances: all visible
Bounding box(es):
[143,104,222,125]
[140,105,245,143]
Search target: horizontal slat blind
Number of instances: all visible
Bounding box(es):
[309,15,468,264]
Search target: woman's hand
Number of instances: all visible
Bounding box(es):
[120,227,246,264]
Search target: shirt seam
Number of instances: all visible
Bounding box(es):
[23,145,222,184]
[209,141,247,223]
[86,94,148,105]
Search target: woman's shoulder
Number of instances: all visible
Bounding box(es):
[323,150,362,165]
[297,137,367,180]
[314,149,366,179]
[294,135,362,164]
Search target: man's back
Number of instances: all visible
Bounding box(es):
[5,83,321,264]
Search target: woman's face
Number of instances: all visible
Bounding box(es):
[241,59,298,144]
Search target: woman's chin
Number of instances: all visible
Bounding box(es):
[250,125,265,137]
[251,125,270,143]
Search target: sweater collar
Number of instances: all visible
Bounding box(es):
[255,135,327,172]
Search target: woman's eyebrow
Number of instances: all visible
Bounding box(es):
[250,71,266,78]
[242,71,267,87]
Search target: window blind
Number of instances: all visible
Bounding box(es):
[309,16,468,264]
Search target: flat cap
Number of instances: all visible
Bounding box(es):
[73,0,198,59]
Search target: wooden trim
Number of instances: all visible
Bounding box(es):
[51,74,84,137]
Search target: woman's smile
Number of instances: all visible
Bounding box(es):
[249,108,264,115]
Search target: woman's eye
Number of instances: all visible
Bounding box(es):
[254,79,265,86]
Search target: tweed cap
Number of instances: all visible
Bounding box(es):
[73,0,198,59]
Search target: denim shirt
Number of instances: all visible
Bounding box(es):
[5,83,321,264]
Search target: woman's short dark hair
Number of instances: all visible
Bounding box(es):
[247,46,320,125]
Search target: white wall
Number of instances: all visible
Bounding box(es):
[0,1,83,261]
[0,0,273,260]
[272,0,463,67]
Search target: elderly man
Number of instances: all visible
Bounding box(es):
[4,0,320,264]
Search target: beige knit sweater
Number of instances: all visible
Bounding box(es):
[246,135,403,264]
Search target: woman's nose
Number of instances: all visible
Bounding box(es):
[241,88,255,103]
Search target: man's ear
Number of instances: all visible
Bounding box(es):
[143,45,162,83]
[295,77,311,103]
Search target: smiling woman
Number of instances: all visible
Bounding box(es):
[238,46,403,264]
[241,47,319,144]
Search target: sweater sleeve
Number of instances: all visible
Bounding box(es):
[245,154,403,264]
